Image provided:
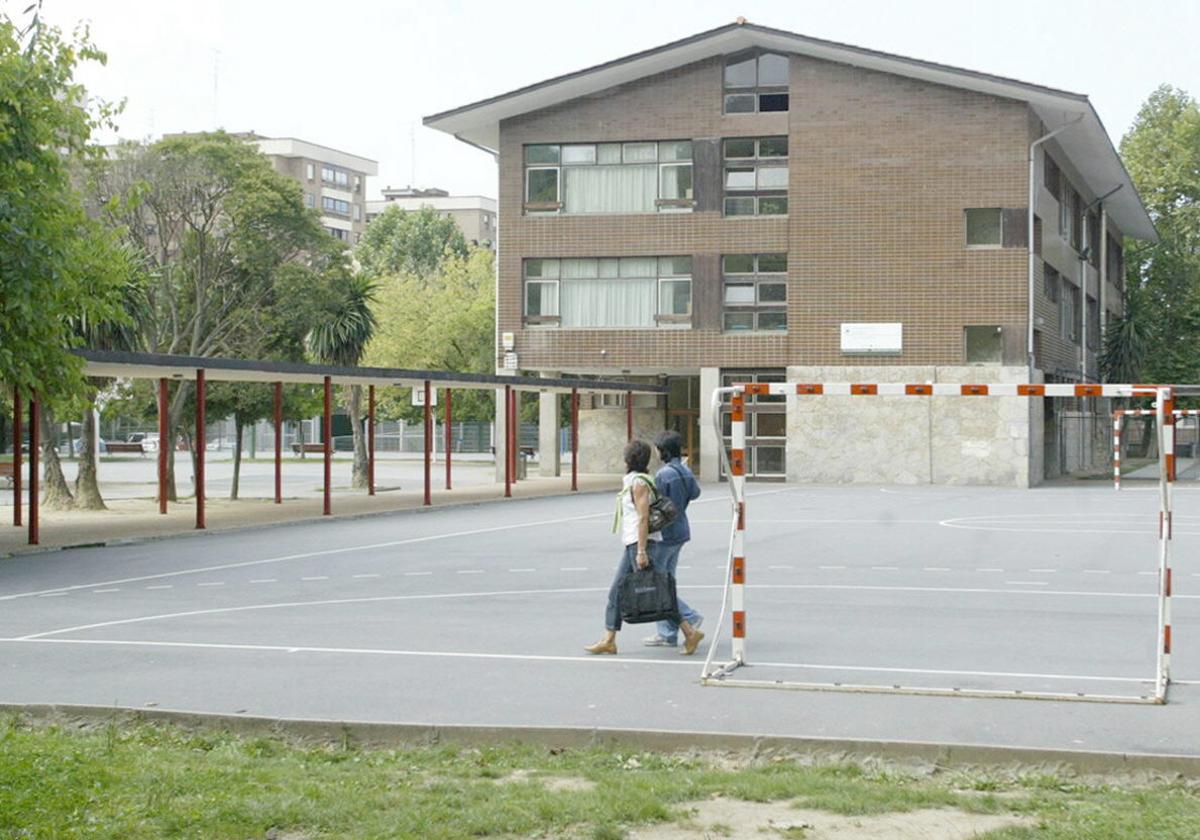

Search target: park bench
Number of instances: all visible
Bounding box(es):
[291,442,326,454]
[105,442,145,455]
[0,461,13,488]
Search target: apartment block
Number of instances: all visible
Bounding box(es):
[367,186,497,249]
[246,135,378,244]
[426,21,1156,485]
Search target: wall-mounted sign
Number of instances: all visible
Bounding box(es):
[503,351,519,370]
[501,332,515,351]
[411,386,438,407]
[840,323,903,354]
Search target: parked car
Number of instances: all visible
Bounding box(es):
[127,432,159,452]
[72,438,107,455]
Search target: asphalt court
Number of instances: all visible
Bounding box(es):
[1,481,1198,757]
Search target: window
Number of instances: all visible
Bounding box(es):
[304,192,315,209]
[352,204,361,221]
[722,253,787,332]
[306,163,315,181]
[1106,234,1124,290]
[1062,285,1080,344]
[720,370,786,479]
[965,208,1003,247]
[723,137,787,216]
[1087,211,1100,267]
[321,166,350,188]
[523,257,692,328]
[965,326,1003,364]
[523,141,693,214]
[322,196,351,216]
[1044,263,1060,302]
[1060,184,1080,251]
[326,227,348,241]
[1087,298,1100,351]
[723,52,789,114]
[1043,153,1061,200]
[354,176,361,194]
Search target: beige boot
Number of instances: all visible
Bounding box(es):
[584,637,617,655]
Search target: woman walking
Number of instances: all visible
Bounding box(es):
[585,439,705,656]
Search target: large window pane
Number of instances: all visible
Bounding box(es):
[724,94,755,113]
[758,197,788,215]
[561,258,598,279]
[619,257,657,277]
[524,259,559,279]
[525,145,559,164]
[526,168,559,204]
[724,283,755,304]
[757,165,788,189]
[659,256,692,276]
[526,282,558,317]
[758,137,788,157]
[561,277,655,327]
[757,311,788,331]
[966,208,1002,246]
[660,141,692,161]
[758,282,787,303]
[660,280,691,316]
[622,142,657,163]
[724,138,756,158]
[564,165,656,213]
[965,325,1003,363]
[561,144,596,164]
[758,93,789,112]
[723,312,755,331]
[757,253,787,272]
[725,167,756,190]
[723,254,754,274]
[725,196,756,215]
[660,164,694,200]
[596,143,622,164]
[598,258,620,278]
[754,446,786,475]
[756,412,787,437]
[724,56,757,88]
[757,53,789,86]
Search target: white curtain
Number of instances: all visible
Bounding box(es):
[564,165,656,214]
[561,278,656,327]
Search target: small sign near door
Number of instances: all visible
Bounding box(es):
[411,386,438,407]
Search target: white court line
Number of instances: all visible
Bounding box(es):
[404,571,432,577]
[819,565,846,570]
[976,568,1003,572]
[872,566,899,571]
[249,579,276,584]
[1084,570,1111,575]
[1007,581,1050,586]
[352,574,381,579]
[559,567,587,572]
[16,583,1191,642]
[0,511,619,601]
[457,570,484,575]
[0,636,1160,687]
[508,568,536,573]
[92,589,120,594]
[37,592,67,598]
[300,577,328,582]
[922,567,950,572]
[145,585,173,590]
[1029,569,1057,574]
[196,582,225,587]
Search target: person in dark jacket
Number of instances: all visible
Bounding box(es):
[643,430,704,650]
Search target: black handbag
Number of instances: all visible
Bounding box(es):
[636,474,678,534]
[619,565,682,625]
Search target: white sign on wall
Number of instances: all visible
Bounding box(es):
[840,322,903,354]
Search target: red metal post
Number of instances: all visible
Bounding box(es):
[626,390,633,441]
[444,387,452,490]
[273,382,282,504]
[368,384,376,496]
[28,394,39,545]
[423,380,432,506]
[158,378,168,514]
[322,376,332,516]
[571,388,579,492]
[509,388,518,483]
[195,370,206,530]
[503,384,512,498]
[12,386,21,527]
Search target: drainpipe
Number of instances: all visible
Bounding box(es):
[1100,206,1108,338]
[1078,185,1123,382]
[1028,115,1084,374]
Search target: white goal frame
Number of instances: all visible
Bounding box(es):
[702,381,1182,705]
[1113,409,1200,490]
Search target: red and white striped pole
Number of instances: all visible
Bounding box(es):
[730,389,747,664]
[1155,387,1175,702]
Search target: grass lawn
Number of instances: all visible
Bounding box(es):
[2,715,1199,839]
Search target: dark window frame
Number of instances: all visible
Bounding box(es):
[723,51,790,115]
[722,137,788,217]
[721,253,788,333]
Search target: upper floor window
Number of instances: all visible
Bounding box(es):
[321,165,350,188]
[724,52,789,114]
[722,253,787,332]
[306,163,315,181]
[1044,262,1060,302]
[523,256,691,329]
[523,141,693,215]
[322,196,351,216]
[723,137,787,216]
[1060,184,1080,252]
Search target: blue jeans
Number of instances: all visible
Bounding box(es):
[654,542,702,643]
[605,541,665,631]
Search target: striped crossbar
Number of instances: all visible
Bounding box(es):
[757,383,1162,398]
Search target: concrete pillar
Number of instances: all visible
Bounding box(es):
[699,367,721,483]
[493,373,515,483]
[538,372,561,477]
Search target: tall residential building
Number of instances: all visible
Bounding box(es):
[426,21,1155,486]
[366,186,498,249]
[246,135,378,244]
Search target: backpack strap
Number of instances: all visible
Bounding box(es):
[612,473,657,533]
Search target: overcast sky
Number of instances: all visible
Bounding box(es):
[32,0,1200,201]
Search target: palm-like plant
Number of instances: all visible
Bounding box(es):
[1100,285,1149,385]
[306,273,379,488]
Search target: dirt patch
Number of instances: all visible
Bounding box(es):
[494,769,596,793]
[630,798,1033,839]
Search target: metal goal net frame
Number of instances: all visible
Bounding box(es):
[702,381,1181,705]
[1113,409,1200,490]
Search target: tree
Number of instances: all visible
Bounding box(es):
[1106,86,1200,386]
[90,132,328,499]
[0,12,130,403]
[366,248,496,423]
[307,273,379,489]
[356,205,468,279]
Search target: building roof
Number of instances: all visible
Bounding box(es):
[250,135,379,176]
[424,20,1155,241]
[367,195,497,215]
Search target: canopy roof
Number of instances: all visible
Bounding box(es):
[76,350,667,395]
[425,20,1155,241]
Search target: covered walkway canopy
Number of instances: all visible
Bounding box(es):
[8,350,667,545]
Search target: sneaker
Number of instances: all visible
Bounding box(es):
[642,635,677,647]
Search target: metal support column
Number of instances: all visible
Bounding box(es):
[195,370,206,530]
[444,388,452,490]
[273,382,283,504]
[12,386,21,527]
[503,384,512,498]
[322,376,332,516]
[571,388,579,492]
[423,379,432,506]
[626,390,633,441]
[28,395,39,545]
[368,384,376,496]
[158,378,169,514]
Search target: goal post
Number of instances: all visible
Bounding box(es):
[1114,409,1199,490]
[702,381,1179,705]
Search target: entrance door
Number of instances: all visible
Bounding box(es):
[665,376,701,473]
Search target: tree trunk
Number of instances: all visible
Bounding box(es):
[230,418,243,500]
[298,419,306,460]
[40,407,75,510]
[74,403,107,510]
[349,385,368,489]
